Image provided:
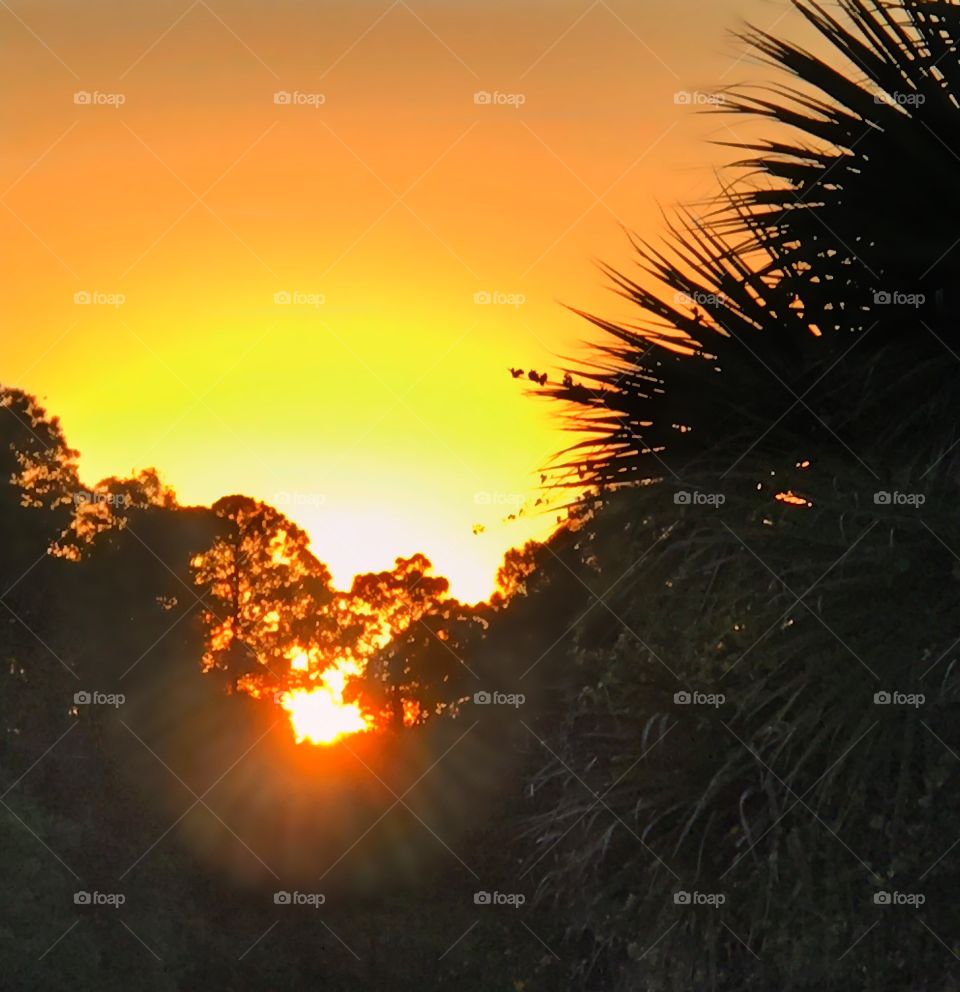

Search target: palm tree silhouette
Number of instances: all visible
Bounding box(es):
[548,0,960,494]
[530,4,960,989]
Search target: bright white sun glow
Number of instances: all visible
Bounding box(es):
[278,653,372,745]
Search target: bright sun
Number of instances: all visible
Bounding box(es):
[277,653,373,745]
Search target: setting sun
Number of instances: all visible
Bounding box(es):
[278,658,372,746]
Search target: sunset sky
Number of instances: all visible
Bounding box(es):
[1,0,818,601]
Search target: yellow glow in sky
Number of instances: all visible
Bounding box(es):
[0,0,820,601]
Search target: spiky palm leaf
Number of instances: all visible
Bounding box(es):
[547,0,960,495]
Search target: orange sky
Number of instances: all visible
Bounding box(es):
[0,0,818,601]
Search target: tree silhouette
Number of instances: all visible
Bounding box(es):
[346,555,459,728]
[0,387,79,560]
[526,3,960,989]
[545,0,960,494]
[190,495,334,692]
